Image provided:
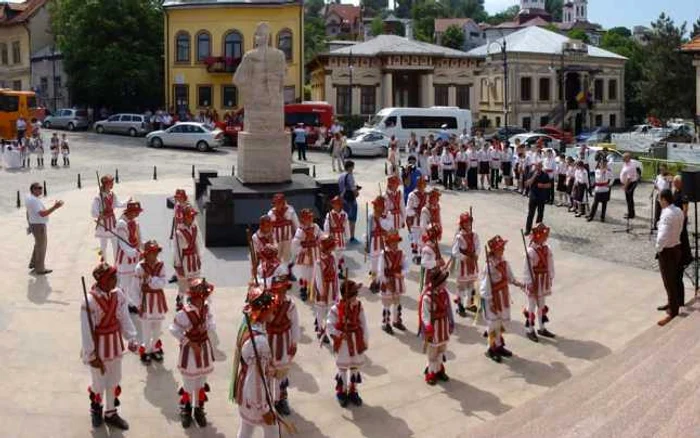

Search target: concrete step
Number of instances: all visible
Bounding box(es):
[464,305,700,438]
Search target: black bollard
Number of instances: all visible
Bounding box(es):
[191,164,195,178]
[313,165,316,178]
[232,165,235,176]
[16,190,20,208]
[77,173,82,189]
[153,165,157,180]
[384,162,388,175]
[43,181,47,196]
[115,169,120,183]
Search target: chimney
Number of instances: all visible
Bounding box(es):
[404,19,413,40]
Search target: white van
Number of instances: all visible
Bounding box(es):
[358,107,472,144]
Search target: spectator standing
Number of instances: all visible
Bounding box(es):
[524,162,552,235]
[402,156,423,203]
[338,160,361,243]
[49,133,60,167]
[620,152,639,219]
[587,160,613,222]
[293,123,307,161]
[668,176,692,309]
[26,182,64,274]
[330,132,347,172]
[655,189,684,326]
[653,164,673,227]
[61,134,70,166]
[440,146,455,190]
[16,116,27,142]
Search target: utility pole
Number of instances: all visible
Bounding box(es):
[348,49,354,116]
[502,39,508,140]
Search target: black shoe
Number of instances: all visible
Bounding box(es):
[575,213,583,217]
[497,345,513,357]
[151,351,164,362]
[276,399,291,416]
[180,405,193,429]
[193,407,207,427]
[288,273,297,282]
[337,392,349,407]
[348,391,363,406]
[104,413,129,430]
[369,282,380,294]
[456,302,467,317]
[586,216,593,222]
[299,287,308,302]
[486,348,502,363]
[392,321,407,331]
[657,304,669,311]
[90,404,103,428]
[526,331,539,343]
[437,370,450,382]
[382,324,394,335]
[168,274,178,284]
[466,304,478,313]
[537,328,556,338]
[322,334,330,344]
[140,352,152,365]
[128,305,139,314]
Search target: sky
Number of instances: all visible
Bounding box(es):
[485,0,700,31]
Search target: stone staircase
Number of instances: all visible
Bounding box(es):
[464,303,700,438]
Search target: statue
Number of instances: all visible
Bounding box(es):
[233,22,286,133]
[232,22,292,184]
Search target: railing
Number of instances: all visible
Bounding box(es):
[204,56,242,74]
[637,157,689,181]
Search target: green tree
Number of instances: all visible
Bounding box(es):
[600,29,646,124]
[692,17,700,38]
[567,29,590,43]
[304,16,326,65]
[640,13,696,119]
[362,0,389,18]
[545,0,563,22]
[541,23,559,32]
[411,0,447,42]
[608,26,632,38]
[395,0,413,19]
[305,0,325,18]
[440,0,487,22]
[51,0,164,110]
[441,24,465,50]
[485,5,519,25]
[370,16,384,37]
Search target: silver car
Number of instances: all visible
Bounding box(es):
[146,122,223,152]
[95,113,149,137]
[43,108,89,131]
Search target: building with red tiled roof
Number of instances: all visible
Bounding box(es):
[434,18,485,51]
[324,4,361,40]
[681,36,700,121]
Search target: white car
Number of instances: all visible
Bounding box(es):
[568,146,642,182]
[344,130,389,158]
[146,122,223,152]
[508,133,561,151]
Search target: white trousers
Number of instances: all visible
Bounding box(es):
[90,359,122,412]
[527,295,546,331]
[426,344,447,373]
[140,319,162,353]
[455,280,475,301]
[237,420,278,438]
[98,237,117,264]
[315,303,329,334]
[117,272,137,306]
[182,375,207,407]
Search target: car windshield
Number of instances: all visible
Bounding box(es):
[201,124,213,132]
[367,114,384,127]
[350,132,366,140]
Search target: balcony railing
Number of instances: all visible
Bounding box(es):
[204,56,242,74]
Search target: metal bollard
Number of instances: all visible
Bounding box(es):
[313,165,316,178]
[77,173,82,189]
[153,165,157,180]
[115,169,120,183]
[16,190,20,208]
[191,164,195,178]
[43,181,47,196]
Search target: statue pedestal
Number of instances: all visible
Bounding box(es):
[236,130,291,184]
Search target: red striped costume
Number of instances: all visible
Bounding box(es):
[328,300,368,368]
[115,218,141,271]
[481,259,513,322]
[314,252,339,305]
[269,207,298,244]
[419,285,453,346]
[172,305,215,378]
[88,288,126,361]
[266,296,300,368]
[526,244,553,298]
[135,261,168,320]
[379,249,406,297]
[454,231,480,283]
[324,210,349,250]
[93,192,117,237]
[294,225,321,266]
[175,224,202,278]
[384,190,405,230]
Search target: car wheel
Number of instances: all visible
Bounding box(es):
[196,141,209,152]
[96,125,104,134]
[43,121,51,129]
[67,122,75,131]
[151,137,163,148]
[343,147,352,158]
[128,128,137,137]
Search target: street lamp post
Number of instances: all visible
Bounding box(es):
[348,49,354,116]
[488,37,508,140]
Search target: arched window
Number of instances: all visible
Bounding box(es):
[223,30,243,61]
[196,31,211,62]
[175,31,190,62]
[277,29,293,62]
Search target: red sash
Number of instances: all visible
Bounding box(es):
[337,301,366,356]
[267,300,292,361]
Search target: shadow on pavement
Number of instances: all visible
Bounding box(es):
[289,361,320,395]
[351,403,415,438]
[503,356,572,387]
[547,335,612,361]
[27,275,69,306]
[443,378,513,418]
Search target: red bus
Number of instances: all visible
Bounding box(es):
[217,101,334,147]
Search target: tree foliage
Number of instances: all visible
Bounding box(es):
[441,24,465,50]
[304,16,326,65]
[411,0,447,42]
[305,0,325,18]
[692,17,700,38]
[600,29,645,124]
[362,0,389,18]
[440,0,487,22]
[371,16,384,37]
[567,29,590,43]
[608,26,632,38]
[484,5,519,25]
[51,0,164,111]
[545,0,563,22]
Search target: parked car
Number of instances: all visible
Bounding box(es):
[146,122,223,152]
[485,126,527,142]
[344,130,389,157]
[535,126,574,145]
[568,146,643,182]
[508,133,561,151]
[43,108,89,131]
[95,113,150,137]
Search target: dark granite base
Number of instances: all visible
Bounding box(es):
[200,172,336,247]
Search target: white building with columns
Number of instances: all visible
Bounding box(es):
[307,34,479,118]
[681,36,700,125]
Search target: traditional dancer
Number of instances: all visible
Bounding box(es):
[421,223,446,290]
[324,196,350,277]
[174,206,202,311]
[171,189,190,234]
[367,196,392,293]
[384,174,406,231]
[480,236,524,363]
[81,259,138,429]
[115,201,143,312]
[327,279,368,407]
[406,177,428,264]
[313,235,340,343]
[170,279,216,429]
[232,285,278,438]
[253,215,276,261]
[257,244,288,286]
[134,240,168,364]
[269,193,300,280]
[92,174,126,263]
[378,230,408,334]
[419,189,442,242]
[266,274,300,416]
[451,212,480,316]
[291,208,322,301]
[418,268,454,385]
[522,223,555,342]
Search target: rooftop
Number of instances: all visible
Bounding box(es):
[163,0,301,7]
[681,35,700,53]
[0,0,46,26]
[324,4,360,24]
[468,26,626,60]
[434,18,477,33]
[327,34,473,58]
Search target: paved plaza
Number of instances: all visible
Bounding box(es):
[0,130,688,437]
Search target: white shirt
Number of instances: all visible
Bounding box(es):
[593,168,613,193]
[656,205,684,252]
[620,162,638,185]
[26,194,48,224]
[440,151,454,169]
[655,174,672,192]
[16,119,26,130]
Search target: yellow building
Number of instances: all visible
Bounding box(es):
[163,0,304,116]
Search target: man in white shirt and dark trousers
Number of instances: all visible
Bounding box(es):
[26,182,64,274]
[655,189,684,327]
[587,161,613,222]
[620,153,639,219]
[440,147,455,190]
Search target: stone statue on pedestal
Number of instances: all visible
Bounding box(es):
[233,22,292,184]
